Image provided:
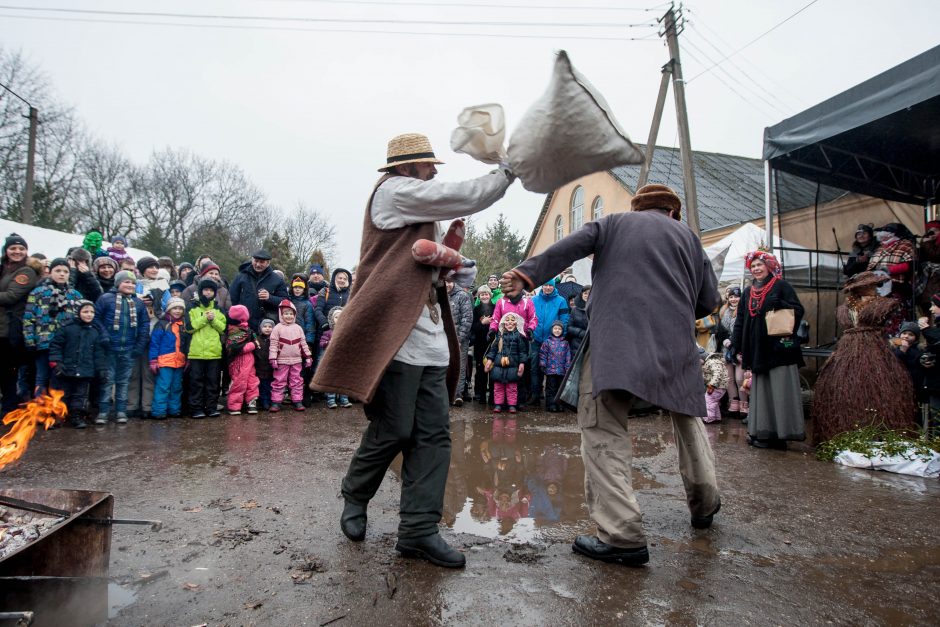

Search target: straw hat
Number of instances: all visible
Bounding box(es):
[379,133,444,172]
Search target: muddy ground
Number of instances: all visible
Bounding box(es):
[3,403,939,626]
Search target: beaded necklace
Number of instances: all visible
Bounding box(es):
[748,276,778,317]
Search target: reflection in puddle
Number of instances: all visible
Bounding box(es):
[108,582,136,618]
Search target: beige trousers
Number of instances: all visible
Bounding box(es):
[578,350,720,548]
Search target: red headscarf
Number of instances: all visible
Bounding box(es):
[744,250,782,279]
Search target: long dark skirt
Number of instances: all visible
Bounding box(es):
[749,365,805,442]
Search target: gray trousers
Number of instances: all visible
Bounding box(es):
[342,360,451,539]
[578,350,720,548]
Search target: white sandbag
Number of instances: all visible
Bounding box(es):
[450,103,508,165]
[507,50,644,193]
[834,448,940,478]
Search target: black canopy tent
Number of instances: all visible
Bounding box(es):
[759,45,940,359]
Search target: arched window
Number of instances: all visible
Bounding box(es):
[554,215,563,241]
[592,196,604,220]
[570,186,584,232]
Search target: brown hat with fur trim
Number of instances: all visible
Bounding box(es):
[631,184,682,219]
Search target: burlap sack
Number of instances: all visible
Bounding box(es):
[508,50,644,193]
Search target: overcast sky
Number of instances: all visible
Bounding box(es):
[1,0,938,268]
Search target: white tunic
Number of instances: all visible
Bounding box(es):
[370,171,512,367]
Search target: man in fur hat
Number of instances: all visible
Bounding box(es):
[313,132,515,568]
[500,184,721,567]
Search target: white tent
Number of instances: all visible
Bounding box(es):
[704,222,842,285]
[0,219,153,261]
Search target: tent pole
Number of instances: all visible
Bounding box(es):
[764,161,774,250]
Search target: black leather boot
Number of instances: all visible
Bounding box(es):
[340,500,367,541]
[395,533,465,568]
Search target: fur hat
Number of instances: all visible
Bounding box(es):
[198,278,217,294]
[260,318,276,330]
[228,304,250,324]
[114,270,136,286]
[631,183,682,218]
[842,271,888,294]
[93,256,118,272]
[327,306,343,329]
[137,256,159,274]
[498,312,526,338]
[165,296,186,312]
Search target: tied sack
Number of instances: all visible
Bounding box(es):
[765,308,795,337]
[507,50,644,193]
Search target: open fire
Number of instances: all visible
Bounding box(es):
[0,390,68,471]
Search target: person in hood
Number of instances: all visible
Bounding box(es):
[48,300,108,428]
[229,250,288,330]
[566,285,590,356]
[484,313,528,414]
[289,274,317,404]
[225,304,260,415]
[178,262,196,286]
[22,257,85,396]
[186,278,227,418]
[93,256,118,296]
[867,222,916,335]
[67,247,103,303]
[181,261,232,311]
[313,268,352,333]
[107,235,132,265]
[149,296,189,420]
[269,299,312,412]
[539,320,572,412]
[843,224,877,277]
[0,233,42,416]
[529,279,569,406]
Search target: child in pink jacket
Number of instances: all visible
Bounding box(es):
[269,300,312,412]
[225,304,260,415]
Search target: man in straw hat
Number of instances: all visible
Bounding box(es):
[500,183,722,567]
[313,132,515,568]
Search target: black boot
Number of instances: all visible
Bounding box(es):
[70,415,88,429]
[396,533,465,568]
[572,535,649,566]
[340,500,367,541]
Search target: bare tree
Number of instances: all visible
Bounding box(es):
[72,140,141,238]
[281,201,337,270]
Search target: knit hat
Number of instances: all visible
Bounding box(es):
[726,286,741,298]
[926,221,940,233]
[198,278,217,294]
[199,261,221,276]
[631,183,682,218]
[165,296,186,312]
[378,133,444,172]
[260,318,276,330]
[94,256,118,272]
[177,262,195,275]
[114,270,136,286]
[77,299,95,312]
[228,304,250,324]
[278,299,296,312]
[137,256,159,274]
[169,279,186,293]
[3,233,27,255]
[157,268,171,282]
[309,264,325,275]
[899,321,921,338]
[49,257,70,271]
[551,319,564,331]
[111,235,128,246]
[488,274,499,281]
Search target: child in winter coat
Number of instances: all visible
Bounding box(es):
[225,304,260,415]
[107,235,132,265]
[149,297,189,419]
[319,307,351,409]
[269,300,312,412]
[23,257,84,395]
[484,313,529,414]
[254,318,276,410]
[289,275,317,404]
[539,321,572,412]
[48,300,108,428]
[702,349,730,423]
[186,278,227,418]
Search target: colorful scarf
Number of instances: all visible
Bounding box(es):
[43,278,73,320]
[113,293,138,331]
[744,250,782,278]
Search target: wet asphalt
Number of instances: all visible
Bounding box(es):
[2,401,939,626]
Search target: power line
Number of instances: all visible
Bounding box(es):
[687,0,822,82]
[233,0,671,10]
[681,36,790,118]
[0,12,662,42]
[679,44,779,121]
[0,4,660,29]
[686,8,808,108]
[0,79,33,108]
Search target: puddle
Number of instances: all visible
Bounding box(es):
[108,582,136,618]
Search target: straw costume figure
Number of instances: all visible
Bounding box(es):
[811,271,916,442]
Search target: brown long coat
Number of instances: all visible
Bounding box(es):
[513,210,719,417]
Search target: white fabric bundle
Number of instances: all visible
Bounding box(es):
[450,103,508,165]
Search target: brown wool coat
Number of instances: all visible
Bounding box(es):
[311,175,460,403]
[513,210,719,417]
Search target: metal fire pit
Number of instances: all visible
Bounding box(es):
[0,488,113,627]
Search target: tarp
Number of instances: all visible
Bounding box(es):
[0,219,153,261]
[763,44,940,205]
[704,223,841,285]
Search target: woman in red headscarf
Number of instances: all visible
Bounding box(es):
[730,250,806,449]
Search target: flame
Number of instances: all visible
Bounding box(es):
[0,389,67,471]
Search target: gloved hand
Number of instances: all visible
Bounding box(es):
[244,342,256,353]
[446,262,477,289]
[149,359,159,375]
[304,358,313,369]
[722,338,731,348]
[270,359,278,371]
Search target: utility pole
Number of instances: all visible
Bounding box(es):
[663,6,700,236]
[637,62,672,189]
[22,106,38,225]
